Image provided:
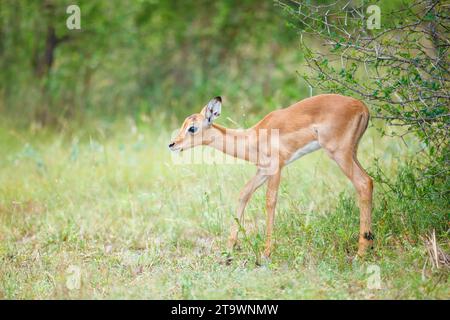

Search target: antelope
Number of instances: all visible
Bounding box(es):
[169,94,374,259]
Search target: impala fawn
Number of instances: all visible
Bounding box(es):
[169,94,373,258]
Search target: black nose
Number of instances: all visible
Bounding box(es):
[169,142,175,148]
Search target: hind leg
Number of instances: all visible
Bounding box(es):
[352,157,374,256]
[326,148,374,256]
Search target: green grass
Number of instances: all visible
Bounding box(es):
[0,117,448,299]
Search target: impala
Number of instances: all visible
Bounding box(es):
[169,94,373,258]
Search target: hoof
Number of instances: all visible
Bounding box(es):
[357,246,374,258]
[227,239,240,252]
[223,250,234,265]
[358,233,374,257]
[257,253,271,267]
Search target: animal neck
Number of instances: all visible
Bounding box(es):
[205,123,256,163]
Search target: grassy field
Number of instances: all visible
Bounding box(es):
[0,116,448,299]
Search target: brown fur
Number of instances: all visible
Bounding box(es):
[170,94,373,258]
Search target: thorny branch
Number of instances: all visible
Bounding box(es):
[277,0,449,167]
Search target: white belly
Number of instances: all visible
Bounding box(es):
[285,141,321,165]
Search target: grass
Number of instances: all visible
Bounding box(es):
[0,116,448,299]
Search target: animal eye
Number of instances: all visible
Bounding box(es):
[188,126,198,134]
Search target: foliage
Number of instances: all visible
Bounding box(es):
[277,0,449,188]
[0,0,300,123]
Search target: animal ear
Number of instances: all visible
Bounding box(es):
[201,96,222,126]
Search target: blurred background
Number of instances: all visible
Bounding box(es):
[0,0,305,126]
[0,0,448,299]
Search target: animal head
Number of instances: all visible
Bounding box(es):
[168,96,222,151]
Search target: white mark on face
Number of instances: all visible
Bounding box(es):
[285,141,321,165]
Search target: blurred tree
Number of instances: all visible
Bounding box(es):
[0,0,299,124]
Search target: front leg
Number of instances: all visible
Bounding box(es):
[263,170,281,258]
[228,169,267,252]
